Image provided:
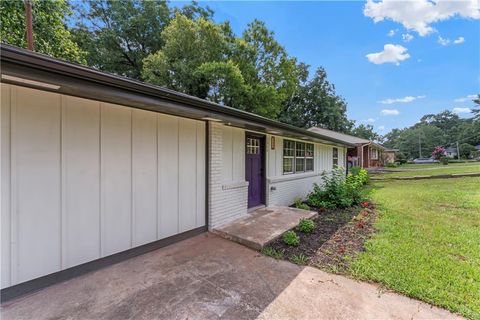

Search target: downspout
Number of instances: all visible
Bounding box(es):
[359,143,370,168]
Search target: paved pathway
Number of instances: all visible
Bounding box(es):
[1,234,462,320]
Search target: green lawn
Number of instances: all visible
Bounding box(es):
[375,162,480,179]
[349,177,480,319]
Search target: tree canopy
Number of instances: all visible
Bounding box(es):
[279,67,354,132]
[1,0,86,63]
[383,109,480,160]
[0,0,374,133]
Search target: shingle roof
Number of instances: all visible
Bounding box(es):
[308,127,370,144]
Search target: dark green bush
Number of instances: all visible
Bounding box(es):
[297,218,316,233]
[282,231,300,246]
[440,156,449,165]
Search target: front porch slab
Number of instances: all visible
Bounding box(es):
[213,207,317,250]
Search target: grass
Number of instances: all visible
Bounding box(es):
[289,254,309,265]
[376,162,480,179]
[349,177,480,319]
[261,247,284,260]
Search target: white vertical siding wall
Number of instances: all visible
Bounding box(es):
[0,84,206,288]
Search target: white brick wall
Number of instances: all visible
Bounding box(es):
[266,173,324,207]
[208,122,248,229]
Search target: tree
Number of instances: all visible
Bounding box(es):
[71,0,171,78]
[351,124,381,142]
[393,125,445,159]
[173,0,213,20]
[142,14,234,98]
[1,0,86,63]
[382,128,403,148]
[458,143,476,159]
[142,16,308,119]
[419,110,462,141]
[279,67,354,132]
[231,20,306,118]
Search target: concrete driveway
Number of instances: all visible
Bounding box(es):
[1,233,461,320]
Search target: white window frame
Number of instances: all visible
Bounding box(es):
[332,147,339,168]
[371,148,378,160]
[283,139,314,174]
[305,143,314,172]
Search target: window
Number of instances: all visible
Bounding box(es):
[247,137,260,154]
[283,140,295,173]
[283,139,314,174]
[295,142,305,172]
[332,147,339,168]
[371,148,378,160]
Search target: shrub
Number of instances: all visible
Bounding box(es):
[440,156,449,165]
[282,231,300,246]
[307,170,351,209]
[386,162,397,168]
[261,247,284,259]
[432,146,445,160]
[289,254,309,265]
[293,197,310,210]
[297,218,316,233]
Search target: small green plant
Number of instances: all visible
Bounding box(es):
[289,254,309,265]
[282,230,300,246]
[261,247,284,259]
[293,197,310,210]
[297,218,316,233]
[440,156,449,165]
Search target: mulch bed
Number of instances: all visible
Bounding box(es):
[267,203,377,273]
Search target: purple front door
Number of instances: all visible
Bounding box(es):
[246,135,264,208]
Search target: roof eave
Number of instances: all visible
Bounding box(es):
[0,44,355,147]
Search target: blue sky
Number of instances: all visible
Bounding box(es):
[179,0,480,133]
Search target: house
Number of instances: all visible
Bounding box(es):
[0,44,353,300]
[384,148,398,164]
[308,127,387,169]
[444,147,458,158]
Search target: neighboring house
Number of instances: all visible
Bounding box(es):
[444,147,458,158]
[384,148,398,164]
[0,44,353,299]
[308,127,387,169]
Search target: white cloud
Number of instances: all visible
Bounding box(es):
[363,0,480,36]
[381,109,400,116]
[454,94,476,102]
[438,35,466,46]
[453,107,472,114]
[402,33,414,42]
[387,29,398,37]
[379,95,426,104]
[366,44,410,65]
[437,35,450,46]
[378,125,386,131]
[361,118,376,123]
